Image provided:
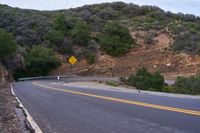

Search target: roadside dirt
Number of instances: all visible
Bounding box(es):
[52,30,200,79]
[0,83,32,133]
[0,83,20,133]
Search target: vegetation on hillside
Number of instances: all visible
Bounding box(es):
[1,2,200,79]
[70,21,91,46]
[0,28,17,60]
[169,21,200,54]
[99,21,134,56]
[13,46,60,78]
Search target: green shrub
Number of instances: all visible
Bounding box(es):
[99,21,134,57]
[151,71,165,91]
[161,85,186,94]
[0,28,17,60]
[46,30,64,49]
[174,75,200,95]
[121,69,200,95]
[122,67,164,91]
[85,51,95,64]
[25,45,61,76]
[53,14,76,32]
[87,40,99,52]
[46,31,73,54]
[70,21,91,46]
[171,32,200,54]
[169,21,200,55]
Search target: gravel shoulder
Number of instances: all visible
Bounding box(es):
[63,81,200,99]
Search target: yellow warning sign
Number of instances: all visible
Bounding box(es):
[68,56,77,65]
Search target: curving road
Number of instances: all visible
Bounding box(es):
[13,80,200,133]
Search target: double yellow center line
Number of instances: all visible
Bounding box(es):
[33,82,200,117]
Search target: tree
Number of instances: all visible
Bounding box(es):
[0,28,17,60]
[99,21,134,57]
[25,46,60,76]
[70,21,91,46]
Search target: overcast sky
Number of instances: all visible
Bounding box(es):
[0,0,199,16]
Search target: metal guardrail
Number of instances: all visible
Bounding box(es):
[18,75,77,81]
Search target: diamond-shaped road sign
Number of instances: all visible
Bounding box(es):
[68,56,77,65]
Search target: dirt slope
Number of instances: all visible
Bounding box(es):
[52,30,200,79]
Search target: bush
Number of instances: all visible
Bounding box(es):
[149,10,166,21]
[70,21,91,46]
[171,32,200,54]
[122,67,164,91]
[99,21,134,57]
[87,39,99,52]
[174,74,200,94]
[121,68,200,95]
[47,31,74,55]
[144,33,154,44]
[85,51,95,64]
[46,30,64,49]
[25,45,60,76]
[96,7,119,20]
[162,85,189,94]
[53,14,75,33]
[0,28,17,60]
[169,21,200,55]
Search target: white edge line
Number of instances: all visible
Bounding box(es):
[11,84,43,133]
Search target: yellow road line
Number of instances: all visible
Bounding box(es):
[32,82,200,117]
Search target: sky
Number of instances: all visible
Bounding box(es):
[0,0,200,16]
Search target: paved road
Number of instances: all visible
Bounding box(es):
[13,80,200,133]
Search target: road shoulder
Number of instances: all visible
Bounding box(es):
[62,81,200,99]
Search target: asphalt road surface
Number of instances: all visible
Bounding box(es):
[13,80,200,133]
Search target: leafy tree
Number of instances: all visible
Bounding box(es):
[25,46,60,76]
[99,21,134,57]
[70,21,91,46]
[0,28,17,60]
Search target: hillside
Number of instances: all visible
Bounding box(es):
[0,2,200,79]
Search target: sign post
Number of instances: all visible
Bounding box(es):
[68,56,77,74]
